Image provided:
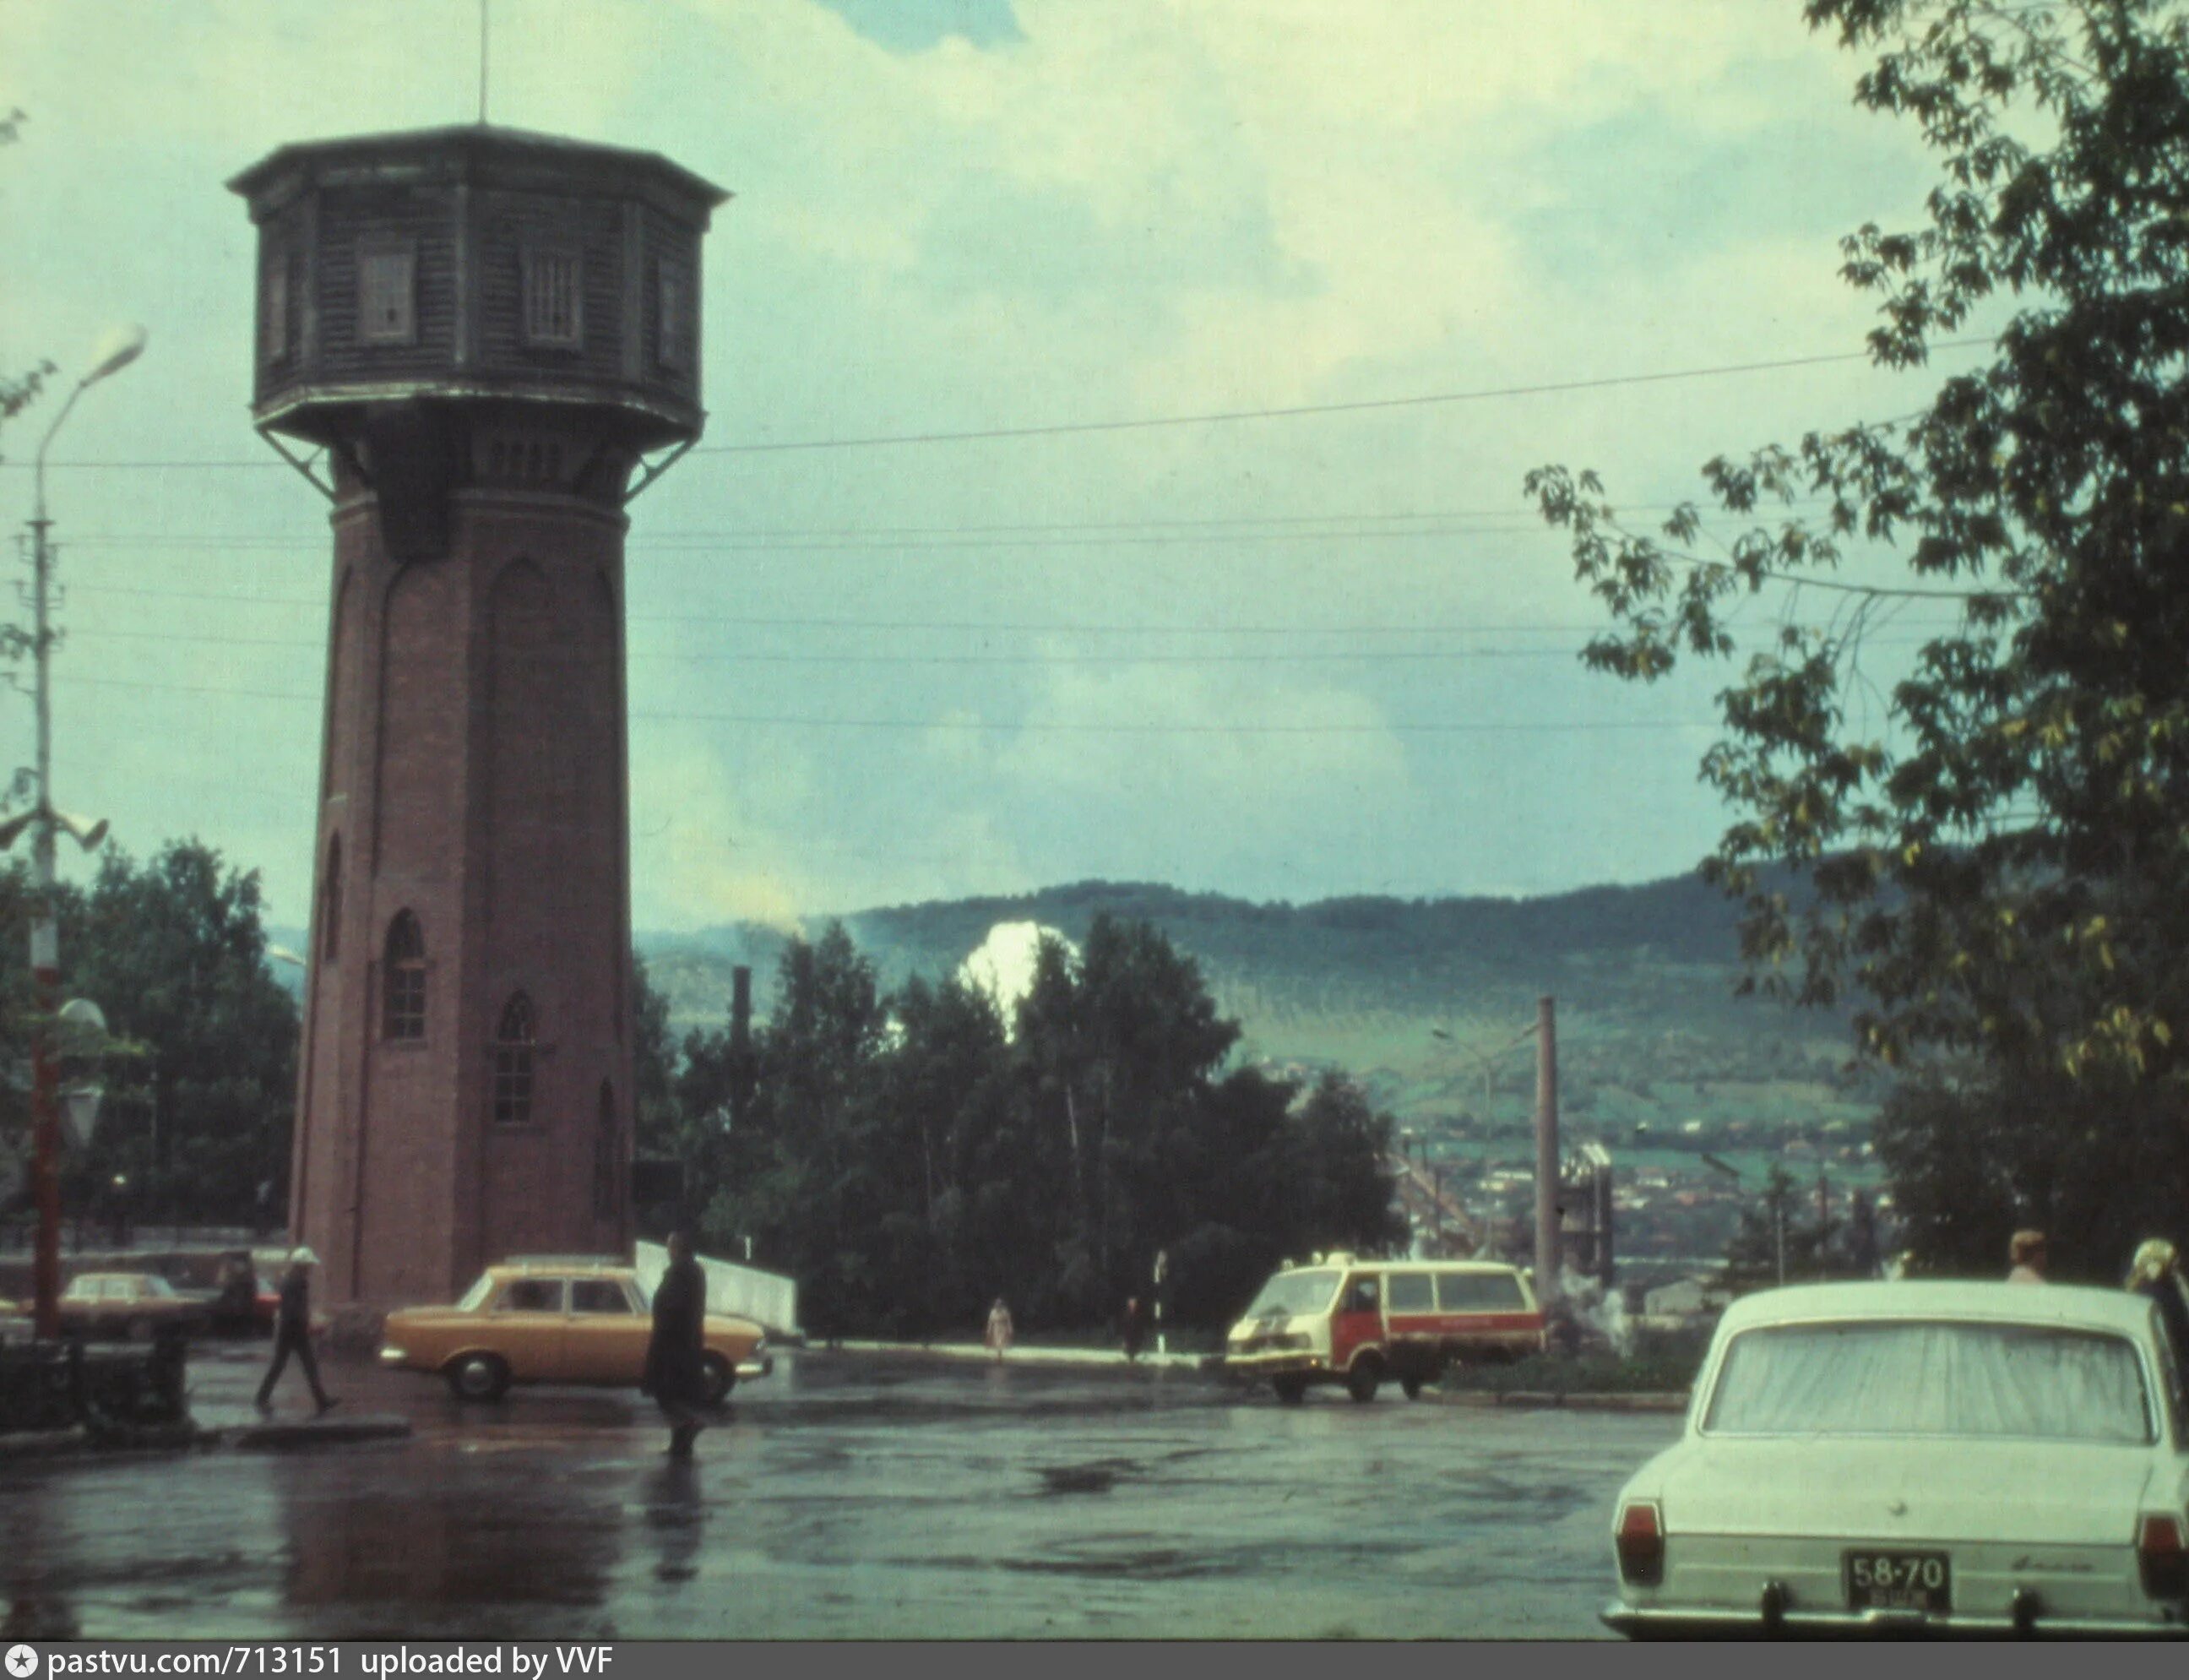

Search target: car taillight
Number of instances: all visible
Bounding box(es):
[2137,1514,2188,1601]
[1616,1500,1665,1587]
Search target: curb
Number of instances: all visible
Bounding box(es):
[0,1422,209,1460]
[1437,1390,1690,1413]
[228,1413,413,1450]
[811,1340,1219,1372]
[2,1413,414,1462]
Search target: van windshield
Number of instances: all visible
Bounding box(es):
[1244,1269,1339,1319]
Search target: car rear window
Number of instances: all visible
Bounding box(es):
[1437,1271,1526,1313]
[1705,1319,2155,1443]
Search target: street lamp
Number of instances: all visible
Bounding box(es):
[9,323,145,1339]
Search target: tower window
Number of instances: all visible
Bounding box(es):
[319,836,341,965]
[261,253,292,365]
[655,261,690,370]
[522,249,583,347]
[493,993,537,1127]
[383,911,426,1040]
[358,242,417,344]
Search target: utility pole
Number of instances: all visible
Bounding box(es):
[1817,1166,1831,1280]
[10,328,141,1340]
[1534,995,1559,1314]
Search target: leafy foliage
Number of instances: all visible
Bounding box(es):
[1871,1066,2189,1280]
[1529,0,2189,1090]
[0,843,298,1229]
[663,914,1404,1336]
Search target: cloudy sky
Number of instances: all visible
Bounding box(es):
[0,0,1980,933]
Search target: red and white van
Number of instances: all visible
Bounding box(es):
[1224,1253,1545,1402]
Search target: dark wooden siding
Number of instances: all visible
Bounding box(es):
[638,206,702,408]
[253,201,309,409]
[316,185,459,379]
[475,191,628,384]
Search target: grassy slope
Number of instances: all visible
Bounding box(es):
[634,874,1882,1152]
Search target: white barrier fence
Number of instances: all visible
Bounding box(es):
[634,1241,800,1338]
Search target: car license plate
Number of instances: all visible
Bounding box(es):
[1844,1548,1951,1612]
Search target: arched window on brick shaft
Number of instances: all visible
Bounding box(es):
[319,836,342,965]
[382,911,426,1040]
[493,993,537,1127]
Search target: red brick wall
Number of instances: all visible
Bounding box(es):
[292,451,638,1308]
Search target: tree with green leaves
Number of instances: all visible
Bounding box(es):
[0,842,297,1230]
[657,914,1406,1336]
[1529,0,2189,1260]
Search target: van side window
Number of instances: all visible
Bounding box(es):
[1387,1272,1434,1313]
[1345,1276,1382,1313]
[1438,1271,1527,1312]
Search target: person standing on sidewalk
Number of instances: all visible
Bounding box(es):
[256,1247,338,1415]
[2007,1230,2048,1283]
[645,1232,709,1458]
[984,1297,1014,1361]
[1120,1296,1145,1363]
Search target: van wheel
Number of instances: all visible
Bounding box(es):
[1271,1375,1306,1405]
[1346,1361,1382,1404]
[1400,1373,1424,1400]
[699,1352,736,1408]
[446,1352,510,1403]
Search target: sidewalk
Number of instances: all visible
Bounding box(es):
[814,1338,1217,1371]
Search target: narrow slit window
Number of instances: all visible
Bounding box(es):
[593,1083,619,1221]
[262,254,291,364]
[493,993,537,1127]
[318,836,342,965]
[522,249,582,347]
[358,243,416,344]
[383,911,426,1040]
[655,261,689,370]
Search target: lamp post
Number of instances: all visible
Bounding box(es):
[10,324,144,1339]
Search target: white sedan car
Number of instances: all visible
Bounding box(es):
[1605,1280,2189,1638]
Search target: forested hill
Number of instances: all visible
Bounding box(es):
[638,874,1878,1143]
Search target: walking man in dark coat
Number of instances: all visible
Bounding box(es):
[645,1232,709,1458]
[256,1246,337,1415]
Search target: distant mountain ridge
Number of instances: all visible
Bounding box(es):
[634,873,1872,1140]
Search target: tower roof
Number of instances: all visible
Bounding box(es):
[229,124,730,221]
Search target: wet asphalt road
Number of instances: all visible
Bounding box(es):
[2,1348,1678,1640]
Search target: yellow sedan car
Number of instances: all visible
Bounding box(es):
[380,1259,772,1404]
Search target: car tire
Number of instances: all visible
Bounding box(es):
[446,1352,511,1403]
[1346,1360,1382,1404]
[1271,1374,1307,1405]
[699,1352,736,1408]
[1400,1373,1424,1400]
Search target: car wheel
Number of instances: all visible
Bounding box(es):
[699,1352,736,1408]
[1346,1360,1382,1404]
[1271,1374,1307,1405]
[1400,1373,1424,1400]
[446,1352,510,1403]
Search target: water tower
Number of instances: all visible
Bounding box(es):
[230,128,728,1305]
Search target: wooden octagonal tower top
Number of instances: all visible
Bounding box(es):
[230,125,731,457]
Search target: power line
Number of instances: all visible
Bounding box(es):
[49,671,1715,736]
[50,496,1839,546]
[7,339,1998,469]
[692,341,1997,454]
[52,580,1971,639]
[56,623,1951,666]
